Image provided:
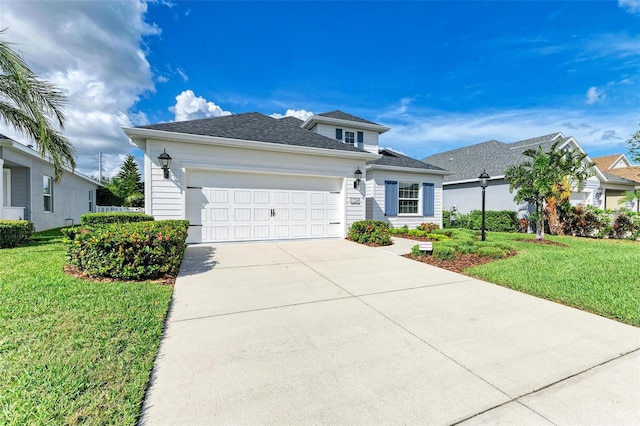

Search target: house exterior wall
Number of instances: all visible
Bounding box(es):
[442,179,531,218]
[0,146,99,230]
[314,123,379,154]
[366,169,443,228]
[143,138,368,237]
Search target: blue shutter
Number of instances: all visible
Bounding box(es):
[423,183,435,216]
[385,181,398,216]
[357,131,364,149]
[335,128,342,140]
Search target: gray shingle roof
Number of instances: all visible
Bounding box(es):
[278,116,304,127]
[317,110,381,126]
[370,149,447,171]
[139,112,364,153]
[602,172,639,184]
[424,134,566,182]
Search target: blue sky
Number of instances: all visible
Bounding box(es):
[1,1,639,177]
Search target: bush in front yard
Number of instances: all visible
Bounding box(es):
[348,220,392,246]
[433,245,457,260]
[0,220,35,248]
[80,212,154,226]
[63,220,189,280]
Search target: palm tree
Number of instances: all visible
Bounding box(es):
[0,30,75,181]
[505,139,594,240]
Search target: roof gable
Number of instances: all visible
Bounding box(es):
[317,110,381,126]
[138,112,365,153]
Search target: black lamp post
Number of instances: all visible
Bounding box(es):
[479,170,490,241]
[158,149,172,179]
[353,167,362,189]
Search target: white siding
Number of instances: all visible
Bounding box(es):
[314,123,379,154]
[144,139,367,239]
[366,169,444,229]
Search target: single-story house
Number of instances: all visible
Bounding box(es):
[592,154,640,212]
[0,134,101,230]
[124,110,449,244]
[424,132,639,217]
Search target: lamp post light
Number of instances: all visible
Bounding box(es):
[479,170,490,241]
[158,149,172,179]
[353,167,362,189]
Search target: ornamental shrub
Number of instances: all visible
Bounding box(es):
[417,222,439,232]
[0,220,35,248]
[63,220,189,280]
[348,220,391,246]
[80,212,154,226]
[477,246,509,259]
[608,211,640,240]
[561,206,609,238]
[433,245,456,260]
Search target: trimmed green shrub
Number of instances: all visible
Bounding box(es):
[80,212,154,226]
[411,244,422,257]
[63,220,189,280]
[477,246,509,259]
[455,210,518,232]
[348,220,392,246]
[442,210,451,228]
[0,220,35,248]
[433,245,456,260]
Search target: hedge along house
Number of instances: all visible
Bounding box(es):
[0,134,101,230]
[124,110,449,244]
[424,132,638,218]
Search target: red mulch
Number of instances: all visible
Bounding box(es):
[402,251,518,274]
[63,264,176,285]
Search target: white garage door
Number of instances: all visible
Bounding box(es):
[186,170,344,243]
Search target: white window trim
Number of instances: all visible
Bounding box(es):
[3,169,10,207]
[43,175,53,213]
[398,181,420,216]
[344,130,355,146]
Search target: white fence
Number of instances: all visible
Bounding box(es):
[95,206,144,213]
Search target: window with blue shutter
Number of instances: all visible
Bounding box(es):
[357,131,364,149]
[335,128,342,140]
[385,181,398,216]
[422,183,435,216]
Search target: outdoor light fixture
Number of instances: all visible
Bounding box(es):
[478,170,490,241]
[353,167,363,189]
[158,149,172,179]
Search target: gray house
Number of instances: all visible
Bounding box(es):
[424,132,639,217]
[0,134,101,230]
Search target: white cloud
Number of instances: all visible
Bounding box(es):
[270,109,314,121]
[585,86,605,105]
[0,0,163,178]
[170,90,232,121]
[377,104,638,160]
[619,0,640,14]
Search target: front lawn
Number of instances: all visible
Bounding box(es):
[464,233,640,327]
[0,229,173,424]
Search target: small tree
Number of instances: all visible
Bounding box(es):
[505,139,593,240]
[628,123,640,164]
[107,155,144,207]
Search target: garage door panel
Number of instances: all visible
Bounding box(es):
[234,208,251,221]
[187,171,344,243]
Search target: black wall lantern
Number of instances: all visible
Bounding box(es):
[158,149,172,179]
[478,170,490,241]
[354,167,362,189]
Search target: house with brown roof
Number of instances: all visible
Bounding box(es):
[592,154,640,211]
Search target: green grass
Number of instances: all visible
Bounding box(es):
[0,229,173,425]
[466,233,640,327]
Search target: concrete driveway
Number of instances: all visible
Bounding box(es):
[141,238,640,425]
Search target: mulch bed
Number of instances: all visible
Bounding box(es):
[63,264,176,285]
[402,251,518,274]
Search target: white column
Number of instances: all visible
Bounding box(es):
[0,158,4,219]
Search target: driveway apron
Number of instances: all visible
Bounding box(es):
[140,238,640,425]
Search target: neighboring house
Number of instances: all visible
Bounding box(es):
[0,134,101,230]
[424,132,639,217]
[592,154,640,212]
[124,110,448,244]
